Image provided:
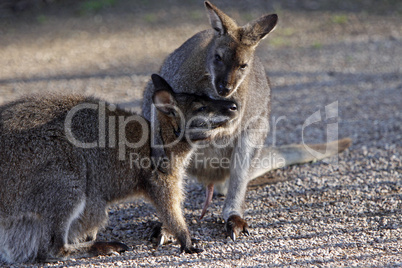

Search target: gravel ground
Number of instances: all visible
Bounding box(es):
[0,1,401,267]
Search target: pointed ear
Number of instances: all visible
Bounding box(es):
[151,74,177,115]
[152,90,177,115]
[241,14,278,46]
[204,1,237,36]
[151,74,174,93]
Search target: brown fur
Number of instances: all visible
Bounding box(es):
[141,1,278,240]
[0,74,237,263]
[142,2,351,241]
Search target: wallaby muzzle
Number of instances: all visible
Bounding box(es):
[186,100,238,140]
[217,82,232,97]
[216,76,237,97]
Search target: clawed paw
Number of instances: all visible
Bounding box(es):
[150,223,202,254]
[149,223,171,246]
[226,215,249,241]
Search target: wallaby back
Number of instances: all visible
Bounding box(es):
[0,74,238,263]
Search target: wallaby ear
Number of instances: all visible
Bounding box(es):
[204,1,237,36]
[152,90,177,115]
[241,14,278,46]
[151,74,174,93]
[151,74,177,115]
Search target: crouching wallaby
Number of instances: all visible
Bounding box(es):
[0,74,238,264]
[142,1,351,241]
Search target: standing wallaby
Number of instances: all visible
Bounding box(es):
[0,74,238,264]
[142,1,351,241]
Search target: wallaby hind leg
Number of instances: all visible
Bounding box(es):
[0,166,86,263]
[0,209,127,264]
[46,183,128,261]
[48,241,128,262]
[42,201,128,262]
[67,198,109,244]
[0,213,46,264]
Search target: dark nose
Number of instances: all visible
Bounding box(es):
[218,84,231,96]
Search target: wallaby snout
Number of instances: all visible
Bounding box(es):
[216,99,238,119]
[179,95,238,141]
[217,80,232,97]
[211,53,249,98]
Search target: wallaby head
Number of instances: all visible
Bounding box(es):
[151,74,238,142]
[204,1,278,97]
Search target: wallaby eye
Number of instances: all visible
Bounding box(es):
[240,64,248,70]
[215,54,222,62]
[197,106,207,112]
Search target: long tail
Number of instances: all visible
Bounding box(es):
[250,138,352,179]
[198,138,352,219]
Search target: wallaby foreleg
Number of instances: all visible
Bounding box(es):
[223,121,271,240]
[223,144,259,240]
[147,182,202,254]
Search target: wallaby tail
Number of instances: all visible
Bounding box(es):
[250,138,352,180]
[0,213,45,264]
[270,137,352,166]
[202,138,352,216]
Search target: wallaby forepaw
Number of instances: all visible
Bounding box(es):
[149,223,162,240]
[149,223,172,246]
[226,215,249,241]
[89,241,129,256]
